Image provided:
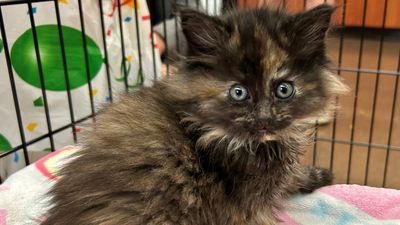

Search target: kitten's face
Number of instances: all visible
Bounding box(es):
[173,5,347,148]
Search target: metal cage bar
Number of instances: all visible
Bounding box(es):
[117,0,129,91]
[98,0,113,103]
[150,24,158,80]
[77,0,96,117]
[54,0,77,143]
[0,6,30,165]
[346,0,369,184]
[382,40,400,187]
[27,2,55,152]
[329,0,347,171]
[363,0,389,186]
[161,0,170,77]
[133,0,143,83]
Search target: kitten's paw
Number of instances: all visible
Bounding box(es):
[299,167,333,193]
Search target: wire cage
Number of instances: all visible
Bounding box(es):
[0,0,399,190]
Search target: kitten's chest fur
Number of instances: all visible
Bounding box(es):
[181,139,297,225]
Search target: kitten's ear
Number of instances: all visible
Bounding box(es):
[284,4,334,56]
[180,9,227,56]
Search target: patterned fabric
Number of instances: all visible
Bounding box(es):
[278,185,400,225]
[0,0,161,179]
[1,146,400,224]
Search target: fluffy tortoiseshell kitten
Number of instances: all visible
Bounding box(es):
[43,4,348,225]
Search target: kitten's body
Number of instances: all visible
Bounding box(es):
[43,5,347,225]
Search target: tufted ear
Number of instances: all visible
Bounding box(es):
[284,4,334,57]
[180,9,227,57]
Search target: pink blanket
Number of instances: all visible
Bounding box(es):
[1,146,400,225]
[278,185,400,224]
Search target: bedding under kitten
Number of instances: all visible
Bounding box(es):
[42,4,348,225]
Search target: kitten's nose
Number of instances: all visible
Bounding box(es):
[257,101,272,120]
[258,109,270,120]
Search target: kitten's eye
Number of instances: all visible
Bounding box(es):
[229,84,249,102]
[275,82,295,100]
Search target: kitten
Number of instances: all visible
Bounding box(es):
[42,4,348,225]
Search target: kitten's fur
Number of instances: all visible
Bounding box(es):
[42,4,348,225]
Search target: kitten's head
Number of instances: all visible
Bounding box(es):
[165,5,348,151]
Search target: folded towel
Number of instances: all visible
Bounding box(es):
[1,146,400,225]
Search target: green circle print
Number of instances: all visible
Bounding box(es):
[11,25,103,91]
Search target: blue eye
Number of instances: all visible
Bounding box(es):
[275,82,295,99]
[229,84,249,102]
